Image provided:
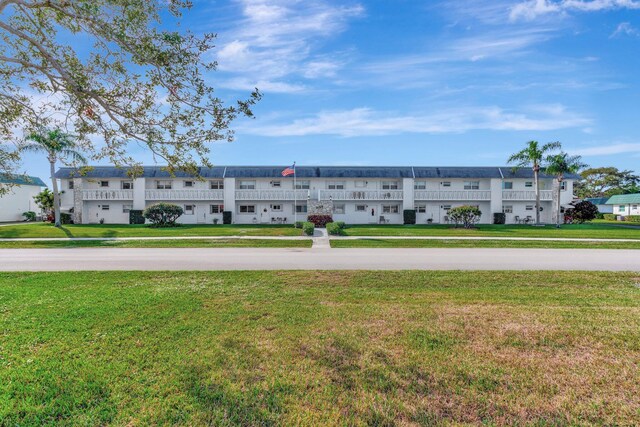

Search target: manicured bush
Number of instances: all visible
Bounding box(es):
[595,212,604,220]
[449,205,482,229]
[129,209,145,225]
[626,215,640,223]
[493,212,506,225]
[22,211,36,222]
[223,211,232,224]
[307,214,333,227]
[603,214,617,221]
[143,203,183,227]
[60,213,73,224]
[567,201,598,224]
[326,222,345,236]
[294,221,304,229]
[302,221,314,236]
[403,209,416,225]
[334,221,346,229]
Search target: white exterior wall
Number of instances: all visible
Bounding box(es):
[612,203,640,216]
[0,184,44,222]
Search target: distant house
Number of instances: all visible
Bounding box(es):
[605,194,640,217]
[0,175,47,222]
[585,197,613,214]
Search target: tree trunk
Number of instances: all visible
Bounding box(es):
[534,165,541,225]
[50,159,61,227]
[556,178,562,228]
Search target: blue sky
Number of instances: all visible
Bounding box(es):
[20,0,640,182]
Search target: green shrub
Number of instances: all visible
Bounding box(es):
[22,211,36,222]
[143,203,183,227]
[625,215,640,223]
[129,209,145,224]
[327,222,345,236]
[60,213,73,224]
[595,212,604,220]
[449,205,482,229]
[603,214,617,221]
[403,209,416,225]
[223,211,232,224]
[335,221,346,229]
[493,212,506,224]
[302,221,314,236]
[294,221,304,229]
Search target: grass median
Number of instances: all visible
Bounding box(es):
[1,271,639,425]
[331,238,640,249]
[0,238,312,249]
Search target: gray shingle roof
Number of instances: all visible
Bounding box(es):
[0,174,47,187]
[54,166,581,180]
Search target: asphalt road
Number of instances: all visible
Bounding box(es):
[1,248,639,271]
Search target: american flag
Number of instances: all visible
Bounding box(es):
[281,163,295,177]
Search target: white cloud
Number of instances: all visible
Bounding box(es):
[510,0,640,21]
[610,22,640,37]
[242,105,590,137]
[572,142,640,155]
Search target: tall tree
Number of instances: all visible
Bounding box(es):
[545,152,587,228]
[0,0,260,176]
[507,140,561,225]
[574,167,640,198]
[20,128,85,227]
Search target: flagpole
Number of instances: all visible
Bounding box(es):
[293,162,297,224]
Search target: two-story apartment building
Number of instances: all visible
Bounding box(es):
[55,166,578,225]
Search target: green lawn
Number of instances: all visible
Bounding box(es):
[1,271,639,425]
[343,223,640,239]
[0,238,311,249]
[0,223,301,238]
[331,238,640,249]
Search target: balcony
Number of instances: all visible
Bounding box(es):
[414,190,491,201]
[82,189,133,200]
[319,190,404,201]
[234,189,309,200]
[145,189,224,200]
[502,190,553,201]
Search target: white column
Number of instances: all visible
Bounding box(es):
[224,178,236,223]
[133,178,146,210]
[402,178,414,212]
[489,178,503,223]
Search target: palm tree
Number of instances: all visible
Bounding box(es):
[21,128,86,227]
[545,152,587,228]
[507,140,561,225]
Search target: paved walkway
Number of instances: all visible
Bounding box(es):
[1,248,638,271]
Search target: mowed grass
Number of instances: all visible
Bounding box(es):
[0,238,311,249]
[331,238,640,249]
[1,271,639,425]
[0,223,301,238]
[344,223,640,239]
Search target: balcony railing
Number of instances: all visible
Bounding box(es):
[414,190,491,201]
[502,190,553,201]
[319,190,404,201]
[82,189,133,200]
[145,189,224,200]
[234,190,309,200]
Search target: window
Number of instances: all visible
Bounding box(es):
[270,204,282,211]
[503,205,513,214]
[270,180,281,188]
[464,181,480,190]
[525,181,533,188]
[100,181,109,187]
[334,204,345,214]
[633,205,638,210]
[68,180,74,189]
[382,181,399,190]
[382,204,400,214]
[415,204,426,213]
[121,181,133,190]
[327,182,345,190]
[184,204,195,215]
[239,180,255,190]
[442,205,452,211]
[210,204,224,214]
[239,205,256,214]
[355,181,366,188]
[101,204,110,211]
[560,181,567,191]
[619,205,626,213]
[356,204,366,212]
[295,180,310,190]
[414,181,426,190]
[209,180,224,189]
[441,181,451,187]
[502,181,513,190]
[122,204,132,213]
[184,181,194,188]
[295,204,308,213]
[526,205,534,211]
[156,180,172,189]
